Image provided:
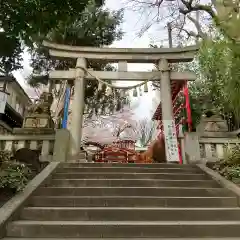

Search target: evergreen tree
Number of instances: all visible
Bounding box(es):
[28,2,125,117]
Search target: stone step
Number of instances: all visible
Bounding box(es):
[59,162,198,169]
[52,172,210,180]
[50,178,220,188]
[28,196,238,208]
[7,220,240,238]
[55,167,202,174]
[34,187,233,197]
[20,207,240,221]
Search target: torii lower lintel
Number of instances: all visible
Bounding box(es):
[49,69,196,82]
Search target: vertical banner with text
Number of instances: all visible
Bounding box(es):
[0,91,7,114]
[163,119,179,162]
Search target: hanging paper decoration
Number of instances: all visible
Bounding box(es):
[113,95,118,104]
[120,90,125,98]
[98,82,103,91]
[84,104,89,114]
[133,88,138,97]
[125,91,129,99]
[105,87,112,96]
[144,82,148,92]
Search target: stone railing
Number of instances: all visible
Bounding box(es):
[199,138,240,160]
[0,129,70,162]
[183,132,240,163]
[0,134,55,162]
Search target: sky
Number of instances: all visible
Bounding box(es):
[12,0,170,119]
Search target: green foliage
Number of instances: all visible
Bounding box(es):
[30,3,123,79]
[0,161,32,192]
[198,38,230,110]
[29,3,125,117]
[46,3,123,47]
[212,145,240,183]
[0,0,104,75]
[0,150,12,165]
[214,0,240,42]
[0,0,124,116]
[188,36,240,130]
[227,43,240,123]
[0,0,103,46]
[0,150,32,192]
[0,32,23,75]
[188,84,206,130]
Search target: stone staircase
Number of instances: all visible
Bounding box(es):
[4,162,240,239]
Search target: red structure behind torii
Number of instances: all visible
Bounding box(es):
[152,79,192,163]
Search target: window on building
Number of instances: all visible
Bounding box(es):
[15,97,23,115]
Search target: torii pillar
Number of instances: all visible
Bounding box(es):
[159,58,179,162]
[70,58,86,156]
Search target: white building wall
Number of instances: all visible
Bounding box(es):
[3,82,29,117]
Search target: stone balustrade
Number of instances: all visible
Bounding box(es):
[180,115,240,164]
[199,138,240,160]
[0,134,55,162]
[183,132,240,164]
[0,129,70,162]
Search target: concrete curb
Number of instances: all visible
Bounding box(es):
[197,164,240,205]
[0,161,60,238]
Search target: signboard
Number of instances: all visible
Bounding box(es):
[0,91,8,114]
[163,120,179,162]
[24,117,49,128]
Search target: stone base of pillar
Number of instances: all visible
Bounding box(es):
[68,151,87,162]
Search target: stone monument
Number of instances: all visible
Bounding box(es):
[13,92,55,134]
[196,112,230,137]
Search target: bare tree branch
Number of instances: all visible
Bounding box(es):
[126,0,214,40]
[126,0,239,43]
[179,0,216,20]
[187,15,207,39]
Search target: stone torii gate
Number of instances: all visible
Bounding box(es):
[43,41,198,161]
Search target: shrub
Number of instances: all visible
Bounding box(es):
[0,150,12,165]
[222,166,240,183]
[0,150,32,192]
[212,145,240,183]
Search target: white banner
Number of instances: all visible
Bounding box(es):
[0,91,8,114]
[163,120,179,162]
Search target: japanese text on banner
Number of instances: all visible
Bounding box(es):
[163,120,179,162]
